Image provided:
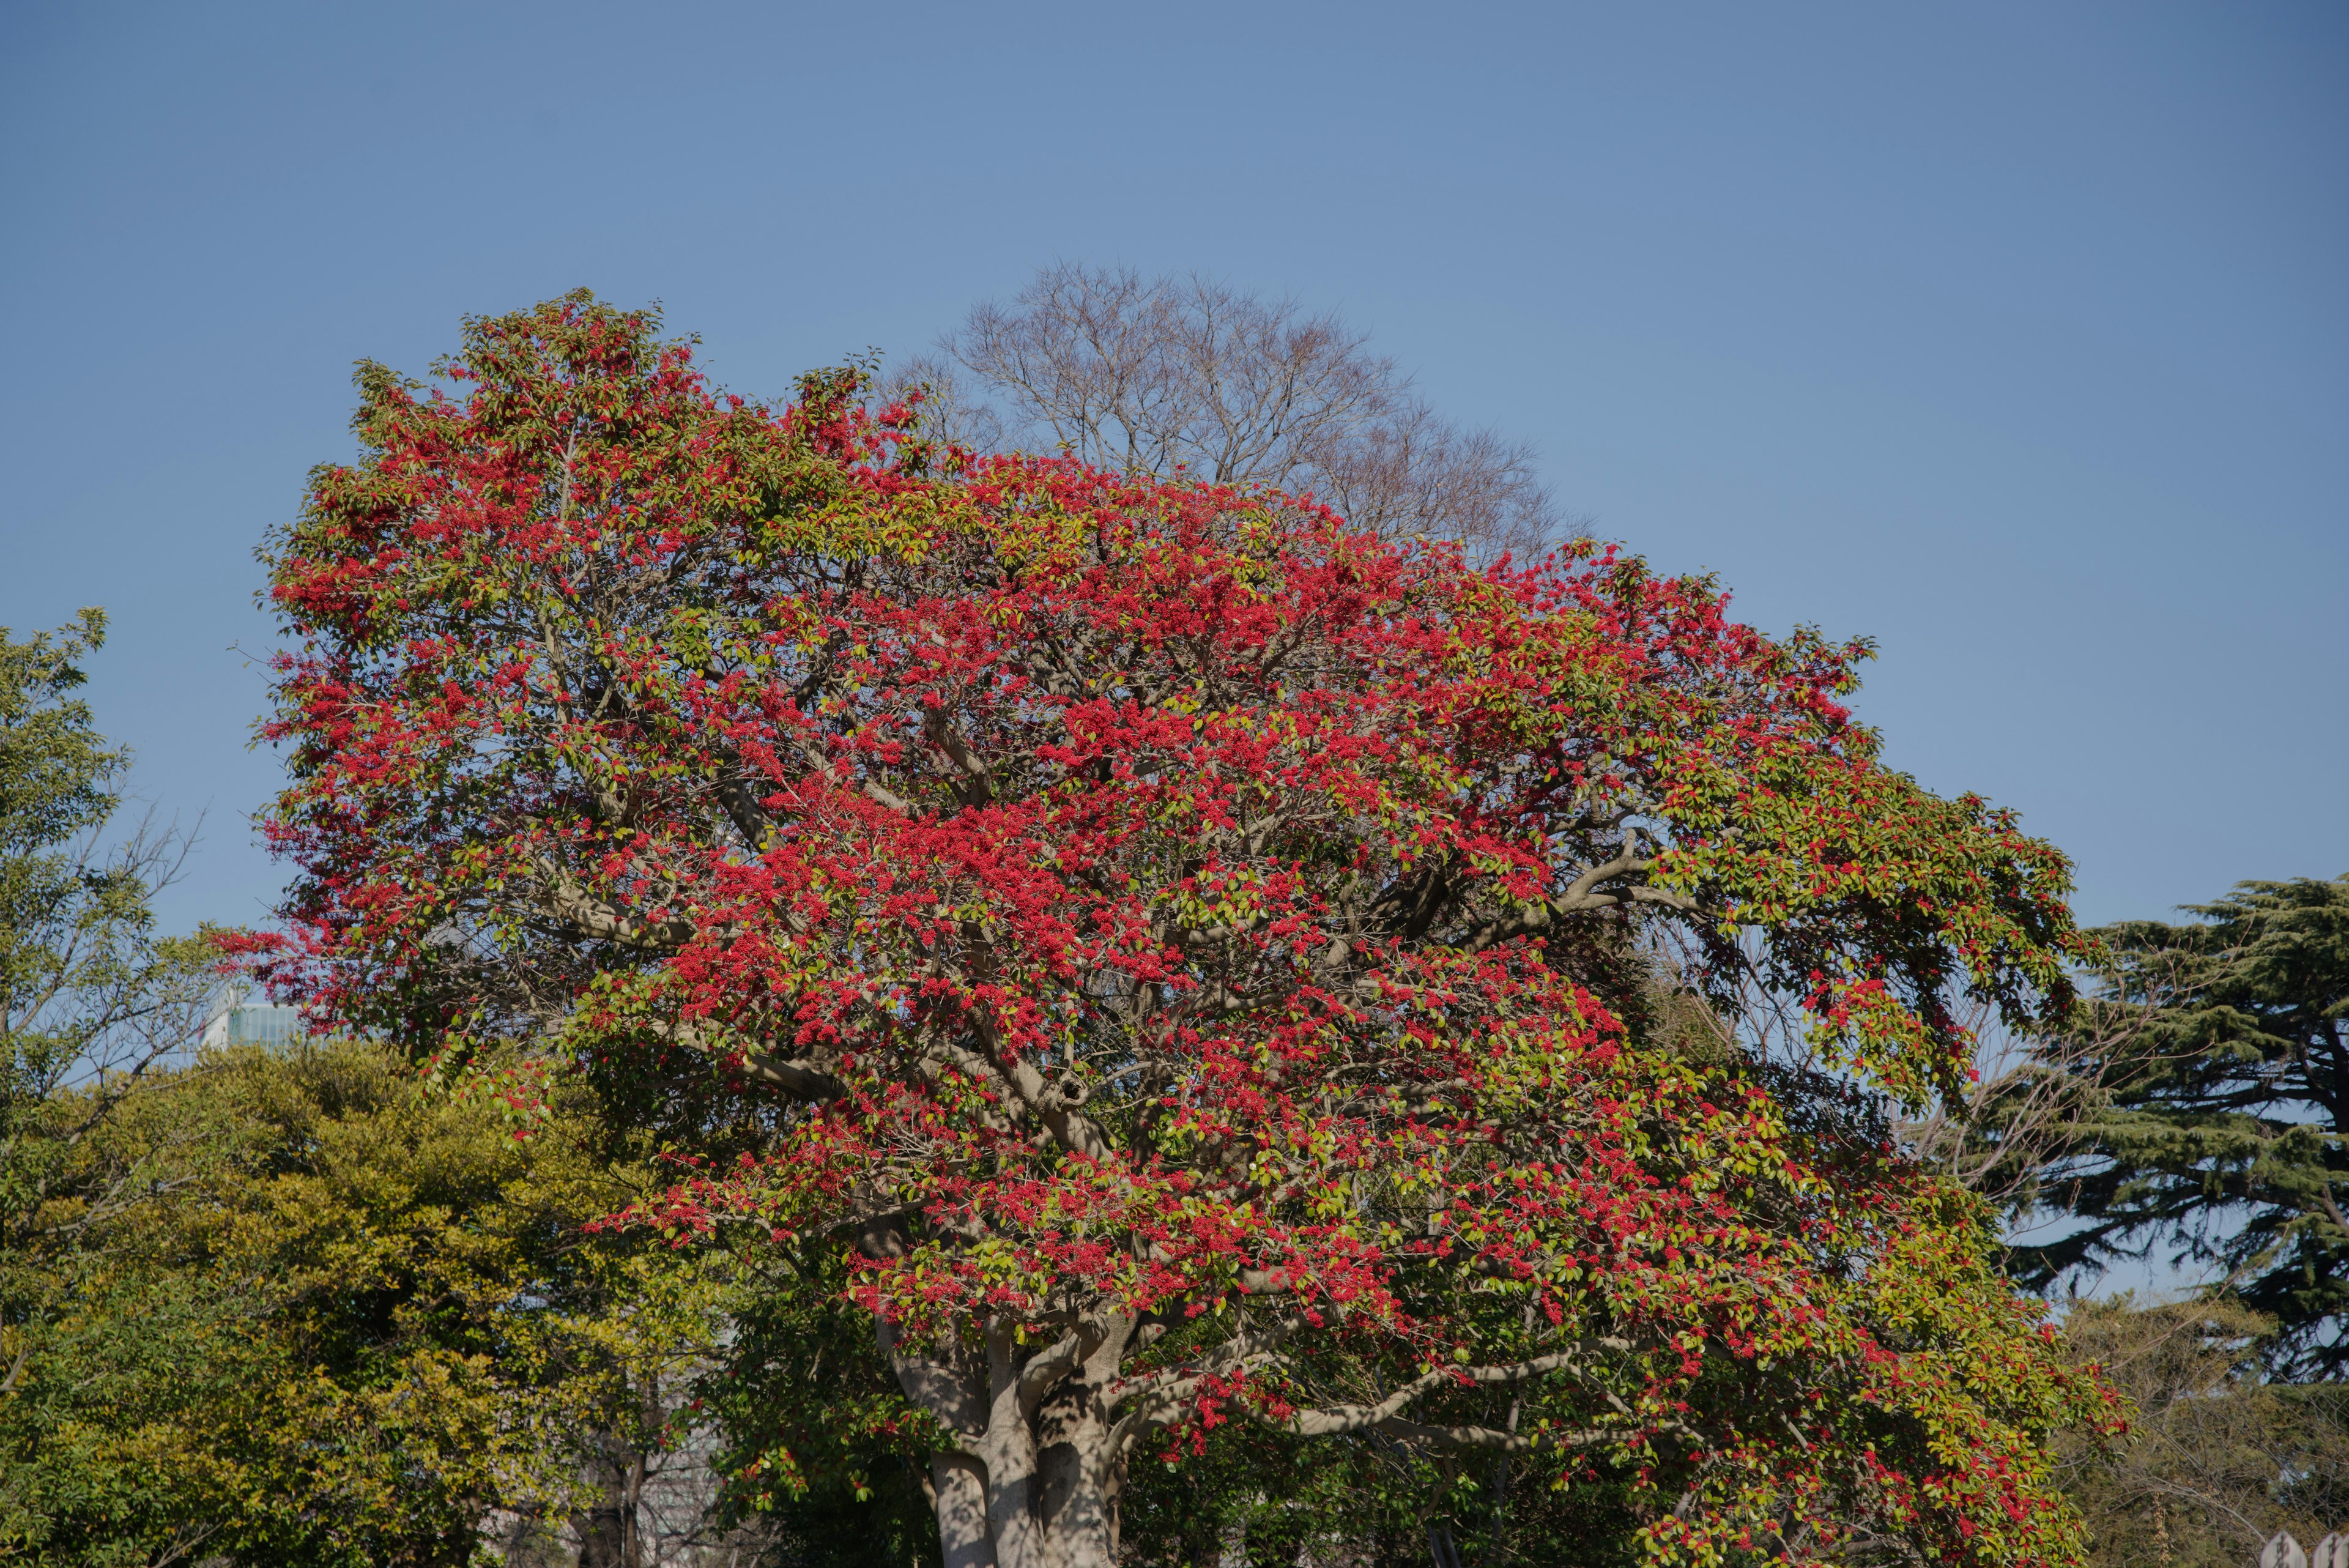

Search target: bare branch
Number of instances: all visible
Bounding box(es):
[1284,1344,1612,1438]
[535,866,696,951]
[928,262,1561,563]
[1373,1416,1617,1454]
[654,1019,842,1101]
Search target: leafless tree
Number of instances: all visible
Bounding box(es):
[2052,1294,2349,1568]
[1896,998,2126,1214]
[891,263,1564,564]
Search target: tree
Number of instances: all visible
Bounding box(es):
[256,291,2116,1568]
[2050,1295,2348,1568]
[899,262,1560,564]
[0,609,215,1287]
[0,610,226,1564]
[2011,877,2349,1377]
[0,612,763,1568]
[695,1238,946,1568]
[1894,997,2137,1221]
[7,1024,760,1568]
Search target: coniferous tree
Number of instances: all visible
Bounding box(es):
[2014,877,2349,1375]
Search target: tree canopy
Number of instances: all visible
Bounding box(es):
[0,617,760,1563]
[6,1021,749,1567]
[251,291,2115,1568]
[0,611,218,1562]
[2014,875,2349,1377]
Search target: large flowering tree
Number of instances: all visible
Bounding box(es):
[256,293,2115,1568]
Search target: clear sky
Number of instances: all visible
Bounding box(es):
[2,1,2342,941]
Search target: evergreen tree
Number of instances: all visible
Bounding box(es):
[2016,876,2349,1375]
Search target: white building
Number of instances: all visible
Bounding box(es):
[199,983,305,1049]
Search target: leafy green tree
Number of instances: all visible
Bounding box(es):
[9,1027,749,1566]
[704,1243,943,1568]
[180,1038,651,1565]
[2015,877,2349,1375]
[0,608,215,1333]
[1110,1415,1647,1568]
[0,610,225,1562]
[0,611,759,1566]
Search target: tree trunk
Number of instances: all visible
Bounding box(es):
[573,1437,640,1568]
[1031,1418,1120,1568]
[884,1314,1132,1568]
[932,1454,995,1568]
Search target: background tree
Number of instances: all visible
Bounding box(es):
[2050,1294,2348,1568]
[1895,995,2140,1221]
[896,262,1562,564]
[256,292,2117,1568]
[6,1019,767,1568]
[696,1239,944,1568]
[0,611,223,1564]
[0,614,764,1564]
[0,611,214,1309]
[2011,877,2349,1377]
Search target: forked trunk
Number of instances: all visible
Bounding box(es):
[886,1314,1133,1568]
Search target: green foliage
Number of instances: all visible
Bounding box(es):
[1114,1420,1643,1568]
[0,608,211,1096]
[701,1242,940,1568]
[0,614,761,1564]
[2016,877,2349,1375]
[2,1029,741,1565]
[0,611,228,1563]
[1,607,209,1254]
[0,608,123,995]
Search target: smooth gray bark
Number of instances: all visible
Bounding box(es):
[931,1454,994,1568]
[885,1313,1134,1568]
[978,1325,1049,1568]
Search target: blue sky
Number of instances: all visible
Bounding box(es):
[2,1,2342,942]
